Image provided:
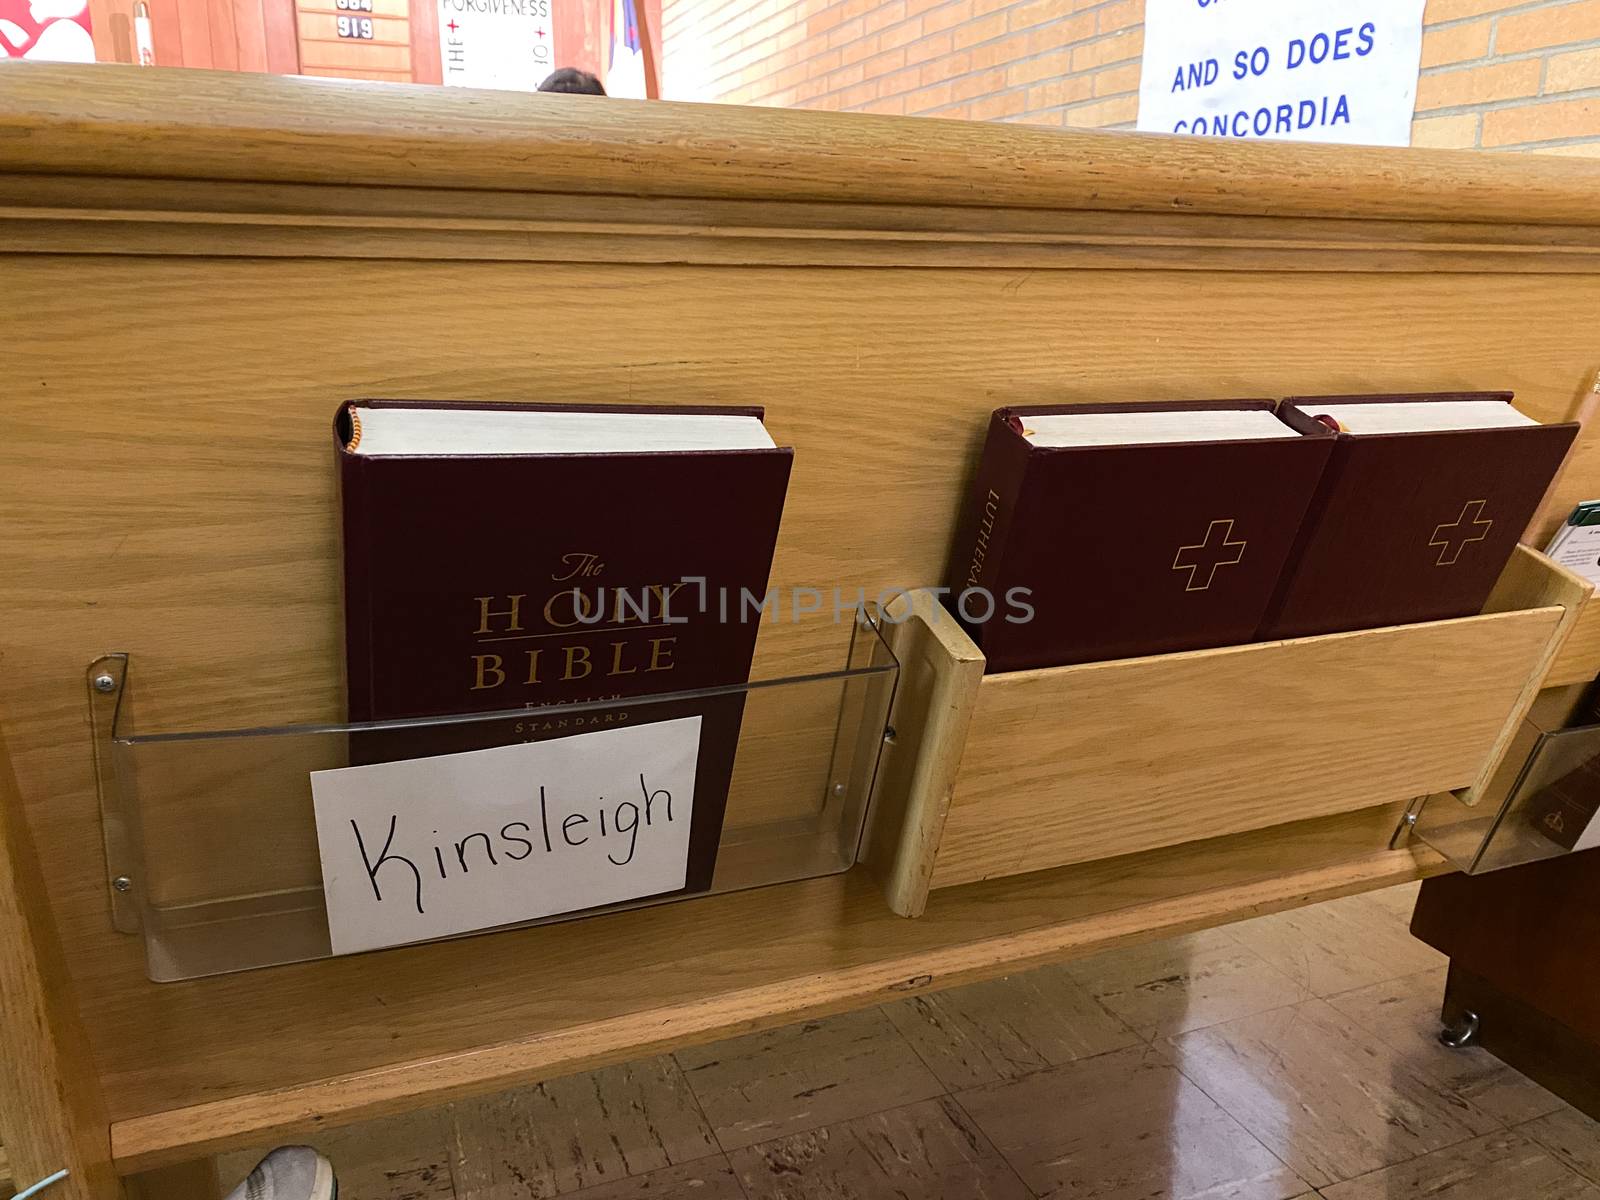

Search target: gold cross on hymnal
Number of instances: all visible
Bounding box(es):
[1430,500,1493,567]
[1173,519,1247,592]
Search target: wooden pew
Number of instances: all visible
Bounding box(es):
[4,63,1600,1197]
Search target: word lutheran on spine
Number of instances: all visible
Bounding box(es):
[963,487,1001,592]
[948,394,1576,674]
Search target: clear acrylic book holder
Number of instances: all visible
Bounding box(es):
[1404,722,1600,875]
[88,611,899,981]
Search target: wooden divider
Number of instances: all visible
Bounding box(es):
[1456,546,1592,802]
[1544,593,1600,689]
[863,592,984,917]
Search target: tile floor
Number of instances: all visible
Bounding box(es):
[217,882,1600,1199]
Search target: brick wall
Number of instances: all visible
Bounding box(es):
[659,0,1600,156]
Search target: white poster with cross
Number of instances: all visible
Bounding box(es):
[437,0,554,91]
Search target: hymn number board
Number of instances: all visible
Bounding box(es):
[336,0,375,40]
[293,0,410,81]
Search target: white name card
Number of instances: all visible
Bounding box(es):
[311,717,701,956]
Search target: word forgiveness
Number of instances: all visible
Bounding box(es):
[351,773,678,915]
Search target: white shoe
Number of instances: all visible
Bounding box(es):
[224,1147,336,1200]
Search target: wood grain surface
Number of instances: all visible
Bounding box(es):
[0,727,123,1200]
[865,593,983,917]
[935,604,1559,891]
[2,64,1600,223]
[1456,546,1592,804]
[1544,590,1600,688]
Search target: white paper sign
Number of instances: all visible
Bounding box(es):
[1137,0,1426,147]
[437,0,554,92]
[1547,524,1600,588]
[312,716,700,956]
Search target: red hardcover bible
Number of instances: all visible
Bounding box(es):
[946,402,1334,673]
[335,400,793,895]
[1259,393,1577,640]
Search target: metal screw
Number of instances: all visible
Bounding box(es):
[111,876,132,893]
[93,673,117,693]
[831,782,847,797]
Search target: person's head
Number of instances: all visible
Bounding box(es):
[538,68,606,95]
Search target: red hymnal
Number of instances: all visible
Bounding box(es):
[946,402,1334,673]
[335,400,793,894]
[1259,393,1577,640]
